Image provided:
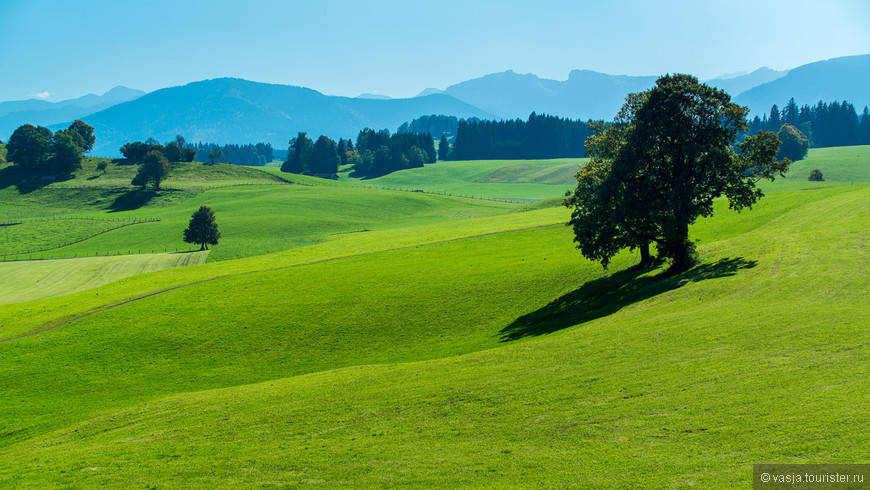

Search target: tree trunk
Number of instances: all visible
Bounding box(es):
[638,241,653,267]
[667,222,695,273]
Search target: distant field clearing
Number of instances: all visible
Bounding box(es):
[473,163,578,185]
[0,252,208,305]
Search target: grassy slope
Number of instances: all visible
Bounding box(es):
[0,207,566,340]
[0,183,867,487]
[0,159,517,263]
[0,147,867,487]
[359,146,870,199]
[356,158,585,199]
[0,251,208,304]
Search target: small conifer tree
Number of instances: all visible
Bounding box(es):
[183,206,221,250]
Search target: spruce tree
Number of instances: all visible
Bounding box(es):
[310,135,339,175]
[183,206,221,250]
[438,134,450,160]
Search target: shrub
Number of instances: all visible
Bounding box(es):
[808,169,824,182]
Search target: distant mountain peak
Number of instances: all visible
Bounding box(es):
[356,93,392,100]
[416,88,445,97]
[0,85,147,139]
[711,70,749,80]
[706,67,789,99]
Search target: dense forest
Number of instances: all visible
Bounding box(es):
[191,142,274,166]
[448,112,591,161]
[280,129,436,178]
[397,115,464,140]
[749,99,870,148]
[349,129,436,177]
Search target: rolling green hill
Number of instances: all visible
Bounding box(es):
[0,251,208,304]
[0,157,517,264]
[0,146,867,487]
[355,158,586,200]
[357,145,870,200]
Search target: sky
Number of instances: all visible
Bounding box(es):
[1,0,868,103]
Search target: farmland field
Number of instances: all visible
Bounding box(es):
[0,147,867,487]
[0,251,208,305]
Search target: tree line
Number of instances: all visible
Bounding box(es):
[349,129,436,177]
[191,142,274,166]
[281,129,437,178]
[5,120,95,176]
[447,112,592,161]
[120,136,196,164]
[397,115,462,140]
[748,98,870,148]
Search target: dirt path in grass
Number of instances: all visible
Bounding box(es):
[1,224,558,343]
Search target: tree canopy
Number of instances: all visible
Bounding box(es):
[565,74,790,272]
[131,150,171,190]
[749,99,870,148]
[120,140,165,163]
[49,131,84,175]
[449,113,591,160]
[438,134,450,161]
[281,132,313,174]
[6,121,94,175]
[63,120,96,152]
[776,124,810,161]
[349,128,435,177]
[309,134,340,175]
[183,205,221,250]
[6,124,53,171]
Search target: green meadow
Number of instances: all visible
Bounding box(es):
[0,147,867,487]
[352,157,584,200]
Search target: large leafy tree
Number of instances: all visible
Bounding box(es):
[49,130,83,175]
[7,121,94,175]
[62,120,96,152]
[183,205,221,250]
[6,124,53,170]
[776,124,809,161]
[120,140,164,163]
[131,150,170,190]
[565,74,789,272]
[163,141,183,162]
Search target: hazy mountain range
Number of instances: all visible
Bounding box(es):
[0,86,145,143]
[2,54,867,157]
[70,78,495,156]
[734,55,870,113]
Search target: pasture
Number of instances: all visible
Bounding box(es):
[0,147,867,487]
[0,251,208,305]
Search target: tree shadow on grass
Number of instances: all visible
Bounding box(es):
[109,189,157,212]
[0,165,56,194]
[499,257,757,342]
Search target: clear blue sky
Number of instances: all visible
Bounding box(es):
[1,0,868,102]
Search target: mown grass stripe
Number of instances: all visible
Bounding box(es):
[0,223,558,342]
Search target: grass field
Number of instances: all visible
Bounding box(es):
[352,158,585,199]
[0,146,867,487]
[0,251,208,304]
[353,146,870,200]
[0,158,518,263]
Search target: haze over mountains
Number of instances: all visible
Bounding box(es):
[0,87,145,143]
[3,54,868,157]
[73,79,495,156]
[734,54,870,113]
